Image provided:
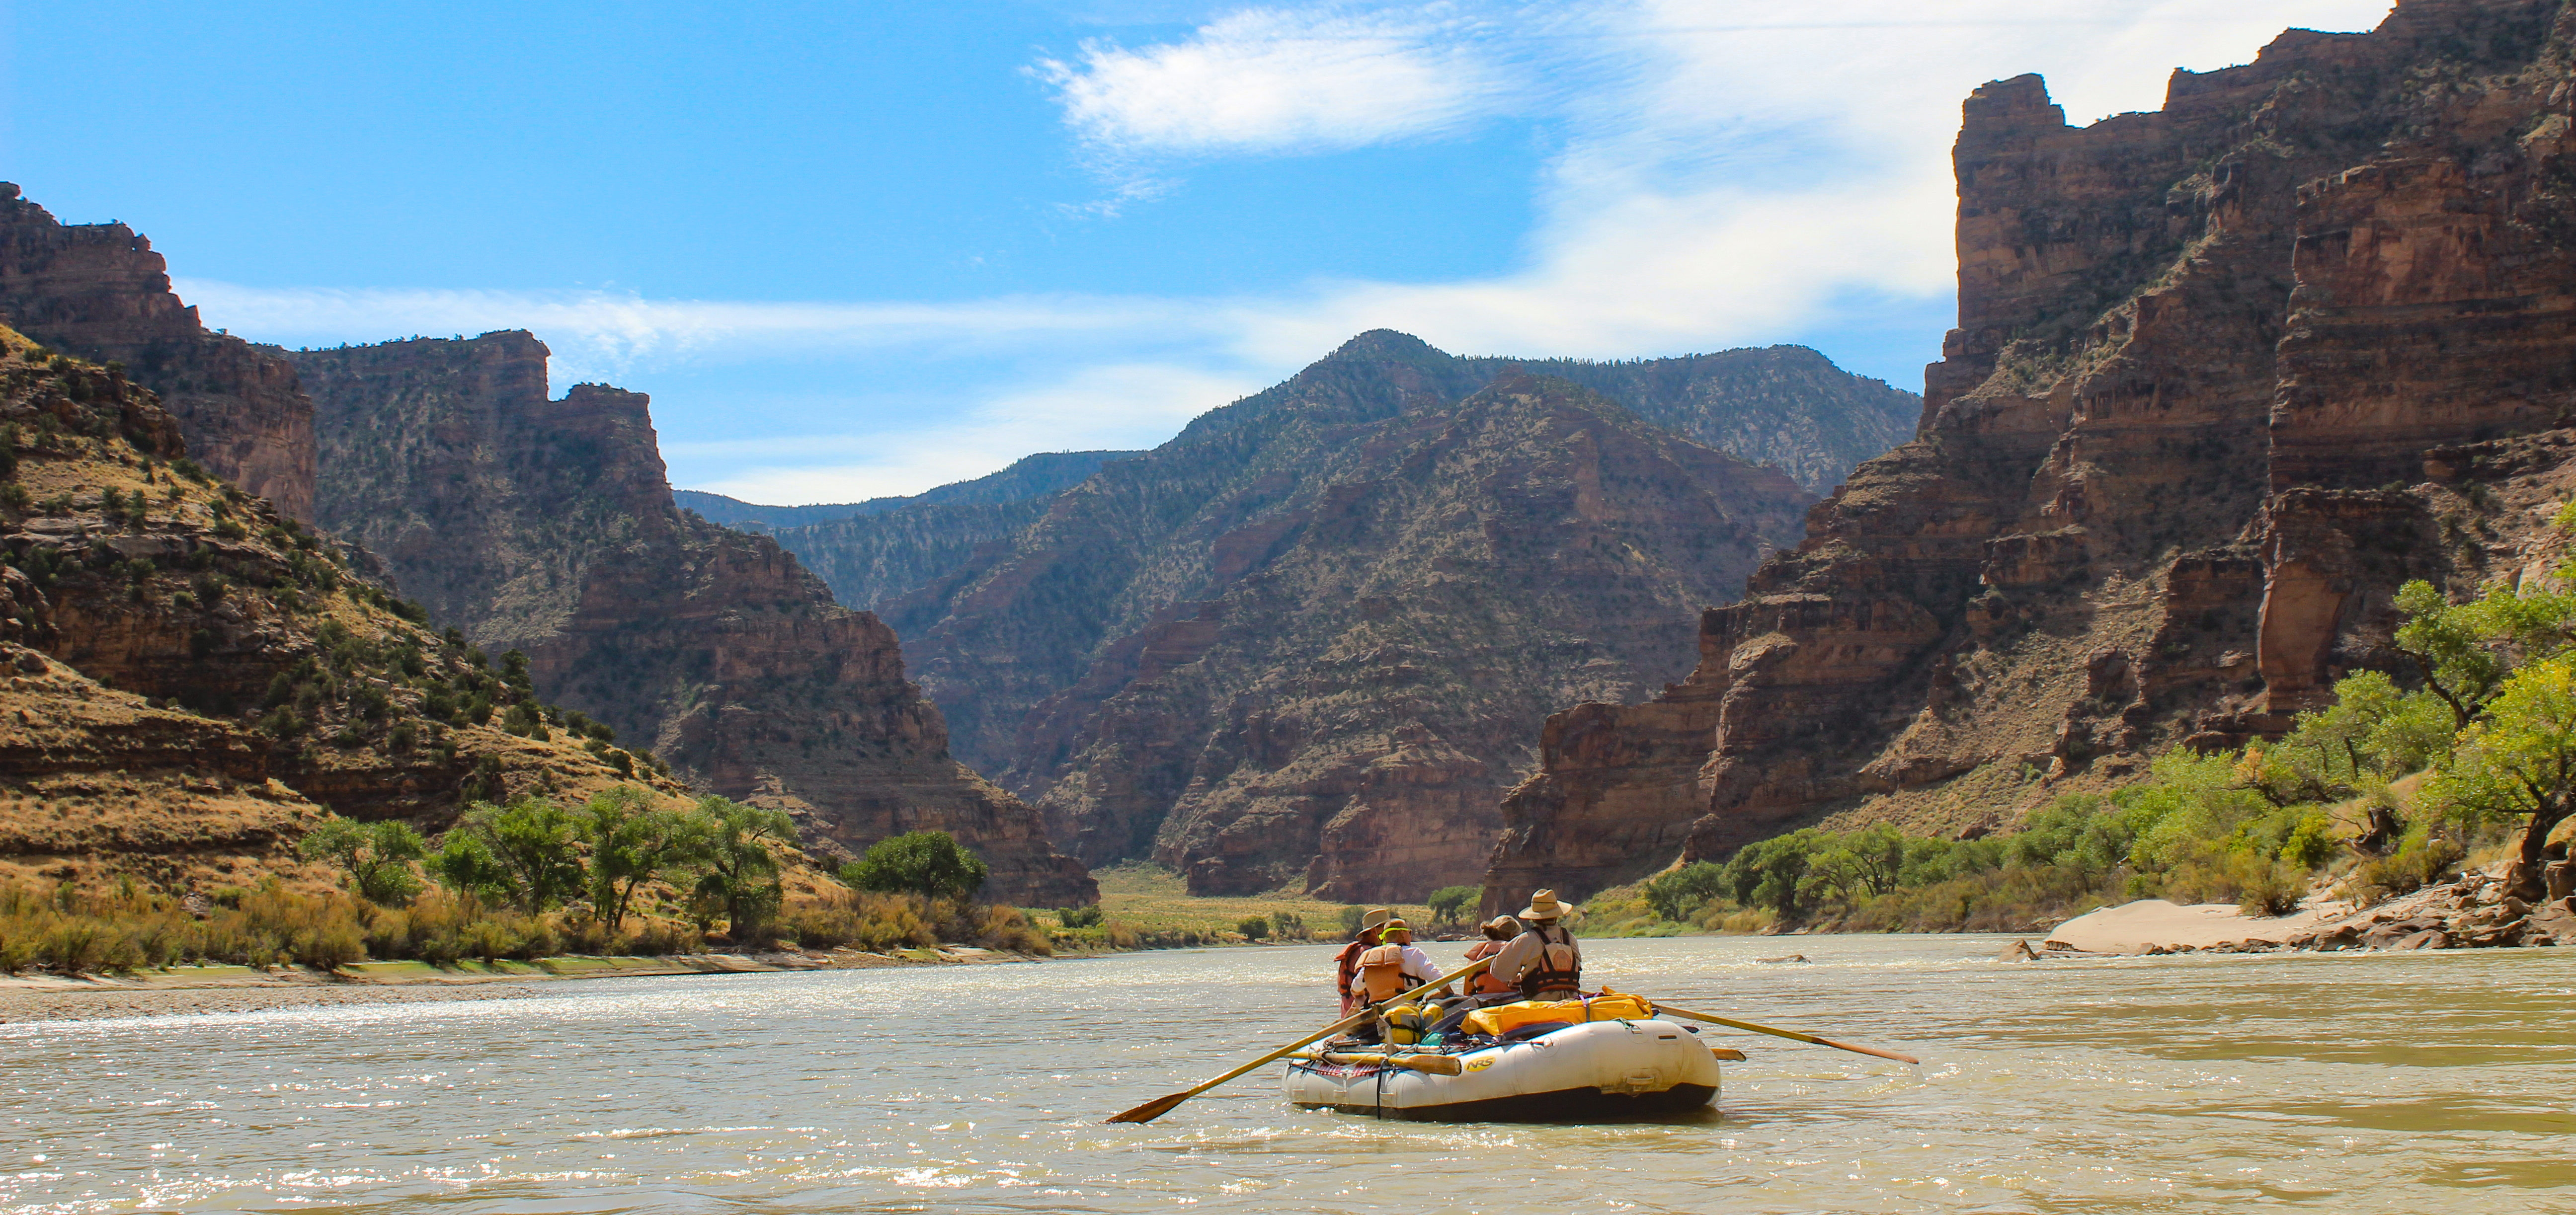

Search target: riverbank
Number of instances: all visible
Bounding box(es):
[2020,869,2576,957]
[0,943,1043,1023]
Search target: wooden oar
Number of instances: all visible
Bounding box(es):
[1106,955,1492,1124]
[1288,1050,1466,1076]
[1654,1002,1919,1065]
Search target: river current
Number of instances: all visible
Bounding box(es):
[5,934,2571,1213]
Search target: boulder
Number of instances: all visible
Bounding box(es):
[2391,929,2451,951]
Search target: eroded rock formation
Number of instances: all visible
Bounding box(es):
[859,330,1838,900]
[0,185,315,519]
[0,326,659,892]
[291,334,1094,905]
[1484,0,2576,912]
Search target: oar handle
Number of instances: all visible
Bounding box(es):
[1106,955,1494,1123]
[1655,1002,1920,1065]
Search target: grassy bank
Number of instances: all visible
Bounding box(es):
[1576,749,2514,940]
[1037,862,1440,950]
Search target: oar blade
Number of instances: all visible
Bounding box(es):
[1396,1053,1464,1076]
[1106,1092,1191,1124]
[1821,1038,1919,1065]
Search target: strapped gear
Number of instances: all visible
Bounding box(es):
[1514,923,1581,998]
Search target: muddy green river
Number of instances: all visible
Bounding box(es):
[5,934,2571,1213]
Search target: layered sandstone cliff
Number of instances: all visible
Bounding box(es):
[0,185,314,519]
[0,326,661,892]
[290,334,1094,905]
[861,330,1841,899]
[1484,0,2576,911]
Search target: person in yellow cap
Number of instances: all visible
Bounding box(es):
[1485,889,1583,999]
[1348,918,1445,1044]
[1332,907,1394,1016]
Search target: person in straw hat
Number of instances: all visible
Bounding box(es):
[1332,907,1395,1016]
[1486,889,1583,999]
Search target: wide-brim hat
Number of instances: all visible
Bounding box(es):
[1360,906,1395,931]
[1519,888,1575,919]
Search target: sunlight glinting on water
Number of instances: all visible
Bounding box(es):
[6,935,2574,1213]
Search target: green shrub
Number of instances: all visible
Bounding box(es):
[1236,915,1270,940]
[842,830,989,902]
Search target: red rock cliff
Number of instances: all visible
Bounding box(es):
[0,185,315,520]
[292,335,1095,905]
[1484,0,2576,912]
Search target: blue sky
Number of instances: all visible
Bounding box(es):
[4,0,2393,503]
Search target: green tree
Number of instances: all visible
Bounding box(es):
[577,786,705,935]
[691,796,797,938]
[1236,915,1270,940]
[2393,578,2576,727]
[1425,885,1477,925]
[842,830,989,902]
[1641,862,1727,922]
[429,797,585,914]
[1723,830,1822,918]
[298,817,426,907]
[2423,654,2576,901]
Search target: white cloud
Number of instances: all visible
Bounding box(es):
[1034,4,1520,157]
[678,364,1262,503]
[177,280,1226,388]
[179,0,2405,503]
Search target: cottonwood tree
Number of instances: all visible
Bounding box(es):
[430,797,586,914]
[2423,654,2576,902]
[842,830,989,903]
[579,786,704,934]
[691,797,797,938]
[298,817,426,907]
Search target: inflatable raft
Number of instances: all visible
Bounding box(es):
[1284,1016,1723,1122]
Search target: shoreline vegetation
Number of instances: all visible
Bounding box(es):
[17,564,2576,1017]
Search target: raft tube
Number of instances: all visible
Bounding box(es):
[1284,1019,1720,1122]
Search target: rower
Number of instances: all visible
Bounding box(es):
[1488,889,1583,999]
[1332,907,1393,1016]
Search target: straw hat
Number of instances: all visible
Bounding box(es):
[1519,889,1575,919]
[1360,907,1394,931]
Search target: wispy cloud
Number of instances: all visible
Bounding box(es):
[180,0,2403,504]
[676,363,1262,505]
[179,280,1226,387]
[1034,4,1520,159]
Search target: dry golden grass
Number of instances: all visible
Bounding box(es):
[1056,861,1445,945]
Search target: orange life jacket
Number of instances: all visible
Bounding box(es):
[1333,936,1376,1014]
[1357,943,1413,1002]
[1463,939,1515,994]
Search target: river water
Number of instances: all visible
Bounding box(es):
[5,934,2571,1214]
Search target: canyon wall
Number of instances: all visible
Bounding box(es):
[1482,0,2576,912]
[291,334,1095,906]
[0,185,314,519]
[843,331,1888,900]
[0,325,662,892]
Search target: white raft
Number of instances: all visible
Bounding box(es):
[1284,1018,1722,1121]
